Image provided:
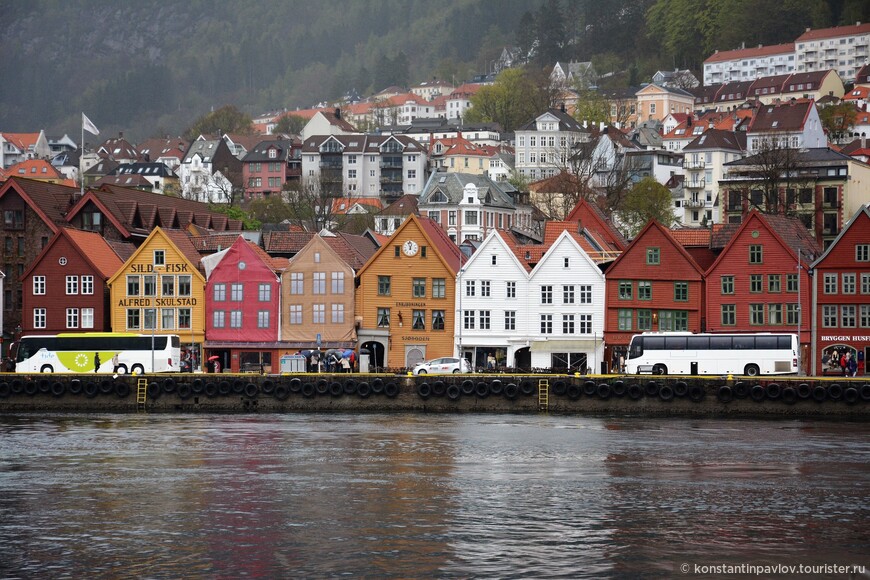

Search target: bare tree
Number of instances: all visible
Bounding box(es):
[724,139,810,216]
[282,174,344,232]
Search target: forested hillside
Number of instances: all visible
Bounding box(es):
[0,0,866,141]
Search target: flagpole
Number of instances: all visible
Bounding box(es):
[80,114,84,197]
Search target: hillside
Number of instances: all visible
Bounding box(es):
[0,0,865,141]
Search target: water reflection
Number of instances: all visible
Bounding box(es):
[0,414,868,578]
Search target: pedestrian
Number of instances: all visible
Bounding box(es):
[112,353,121,373]
[341,356,350,373]
[487,354,495,370]
[213,358,221,374]
[94,352,101,373]
[841,352,849,376]
[847,354,858,377]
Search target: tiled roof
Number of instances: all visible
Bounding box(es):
[683,129,747,152]
[263,231,317,254]
[135,137,189,163]
[162,229,205,271]
[748,100,812,133]
[325,233,379,271]
[378,194,419,216]
[245,239,289,272]
[796,22,870,42]
[7,159,64,179]
[0,132,40,150]
[704,43,794,64]
[781,71,832,90]
[669,227,711,246]
[516,108,588,133]
[0,177,79,231]
[62,228,126,278]
[418,216,465,273]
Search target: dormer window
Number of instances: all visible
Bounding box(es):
[268,148,277,159]
[154,250,165,267]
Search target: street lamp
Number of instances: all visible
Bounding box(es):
[150,307,157,373]
[457,268,464,359]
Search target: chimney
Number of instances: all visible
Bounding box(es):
[560,102,566,113]
[119,131,123,139]
[334,108,341,119]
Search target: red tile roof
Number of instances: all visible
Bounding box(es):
[62,227,126,278]
[796,22,870,42]
[0,177,80,233]
[704,43,795,64]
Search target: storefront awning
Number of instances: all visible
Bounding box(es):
[530,339,601,352]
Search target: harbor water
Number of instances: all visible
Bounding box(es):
[0,413,868,578]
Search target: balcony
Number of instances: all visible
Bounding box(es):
[683,158,705,169]
[319,159,342,170]
[685,179,706,190]
[683,198,706,209]
[380,159,403,169]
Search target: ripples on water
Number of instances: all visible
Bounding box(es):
[0,414,868,578]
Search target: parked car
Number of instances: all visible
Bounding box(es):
[412,357,471,375]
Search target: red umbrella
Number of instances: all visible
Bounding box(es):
[208,355,220,361]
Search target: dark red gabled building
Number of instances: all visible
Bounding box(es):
[21,227,132,334]
[604,221,709,371]
[705,210,820,373]
[810,205,870,376]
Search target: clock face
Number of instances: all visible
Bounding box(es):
[402,240,419,256]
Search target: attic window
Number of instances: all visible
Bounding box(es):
[675,129,685,135]
[771,121,778,127]
[154,250,166,267]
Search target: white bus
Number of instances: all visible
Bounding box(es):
[11,333,181,374]
[624,332,798,376]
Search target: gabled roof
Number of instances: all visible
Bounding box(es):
[529,229,607,279]
[0,132,40,151]
[463,229,532,275]
[811,205,870,267]
[378,193,419,216]
[635,83,695,98]
[781,71,835,91]
[706,210,821,274]
[6,159,65,180]
[97,136,140,162]
[516,108,588,133]
[747,100,813,133]
[136,137,189,163]
[0,177,79,233]
[565,199,629,252]
[263,231,317,255]
[106,227,207,287]
[241,139,295,162]
[683,129,747,152]
[419,172,518,209]
[704,42,795,64]
[21,227,129,281]
[856,64,870,86]
[606,220,708,278]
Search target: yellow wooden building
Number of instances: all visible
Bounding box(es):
[106,227,206,364]
[355,214,465,369]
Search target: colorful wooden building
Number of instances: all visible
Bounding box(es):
[355,214,464,369]
[810,205,870,376]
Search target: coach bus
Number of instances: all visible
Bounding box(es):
[11,333,181,374]
[624,332,799,376]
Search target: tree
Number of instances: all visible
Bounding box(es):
[724,140,813,217]
[184,105,254,141]
[248,195,295,224]
[534,0,567,65]
[281,174,344,232]
[573,90,611,127]
[273,114,307,136]
[464,68,558,133]
[618,177,676,238]
[515,10,536,62]
[208,203,261,230]
[818,103,858,144]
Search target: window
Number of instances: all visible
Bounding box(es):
[750,304,764,325]
[619,281,632,300]
[127,309,141,330]
[786,274,798,293]
[786,304,799,326]
[143,275,156,297]
[479,310,490,330]
[377,307,390,327]
[33,276,45,295]
[178,308,191,329]
[638,281,651,300]
[66,308,79,329]
[842,273,856,294]
[768,304,783,325]
[259,284,271,301]
[66,275,78,295]
[213,309,228,329]
[540,314,553,334]
[750,274,762,293]
[674,282,688,302]
[504,311,516,331]
[721,276,734,294]
[541,285,552,304]
[253,311,268,329]
[857,244,870,262]
[749,244,762,264]
[823,273,837,294]
[481,281,490,297]
[578,314,592,334]
[563,257,570,268]
[153,250,165,267]
[768,274,781,293]
[862,273,870,294]
[841,305,856,328]
[81,275,94,295]
[822,305,837,327]
[405,277,424,299]
[162,276,175,297]
[646,247,660,264]
[618,309,632,330]
[331,272,344,294]
[562,314,575,334]
[506,281,516,299]
[291,273,303,294]
[33,308,46,329]
[465,280,476,297]
[861,305,870,328]
[563,285,575,304]
[313,272,326,295]
[378,276,391,296]
[230,310,242,328]
[637,309,652,330]
[311,304,325,324]
[230,283,243,301]
[431,278,445,299]
[3,209,24,229]
[722,304,736,326]
[162,308,175,330]
[289,304,302,324]
[463,310,475,330]
[428,309,443,330]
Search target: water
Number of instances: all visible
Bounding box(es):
[0,414,868,579]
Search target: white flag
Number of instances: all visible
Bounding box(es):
[82,113,100,136]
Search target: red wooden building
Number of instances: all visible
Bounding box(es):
[20,227,132,334]
[810,206,870,376]
[604,221,709,372]
[705,211,820,373]
[204,236,287,373]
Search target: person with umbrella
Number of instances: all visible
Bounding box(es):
[208,355,221,374]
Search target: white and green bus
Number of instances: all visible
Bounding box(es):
[11,332,181,374]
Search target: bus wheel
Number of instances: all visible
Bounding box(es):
[117,365,128,375]
[744,364,760,377]
[131,364,145,376]
[652,364,667,375]
[40,365,53,373]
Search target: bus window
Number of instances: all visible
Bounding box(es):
[628,337,643,359]
[687,336,709,350]
[645,336,665,350]
[733,336,754,350]
[776,336,792,349]
[710,336,731,350]
[756,336,777,350]
[665,336,687,350]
